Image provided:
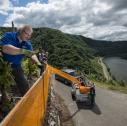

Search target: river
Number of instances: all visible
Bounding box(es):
[103,57,127,83]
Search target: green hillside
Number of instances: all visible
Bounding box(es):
[1,27,127,80]
[81,36,127,58]
[31,28,103,80]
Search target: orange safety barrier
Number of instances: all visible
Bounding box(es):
[1,64,90,126]
[47,65,80,84]
[1,65,51,126]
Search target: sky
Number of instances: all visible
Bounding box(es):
[0,0,127,41]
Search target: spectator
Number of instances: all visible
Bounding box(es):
[0,25,42,96]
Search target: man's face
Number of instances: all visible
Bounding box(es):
[20,29,32,41]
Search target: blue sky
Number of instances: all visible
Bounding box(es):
[0,0,127,41]
[0,15,6,26]
[0,0,48,26]
[11,0,48,6]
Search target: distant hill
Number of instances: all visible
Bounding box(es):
[1,27,127,80]
[80,36,127,57]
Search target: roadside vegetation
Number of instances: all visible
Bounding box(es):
[94,80,127,94]
[0,57,14,121]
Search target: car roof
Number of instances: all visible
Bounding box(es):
[62,68,76,73]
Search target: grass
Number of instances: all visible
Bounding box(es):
[93,80,127,94]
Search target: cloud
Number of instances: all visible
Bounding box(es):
[0,10,8,16]
[98,0,127,10]
[0,0,9,10]
[0,0,16,15]
[0,0,10,15]
[3,0,127,41]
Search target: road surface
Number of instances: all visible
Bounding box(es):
[53,79,127,126]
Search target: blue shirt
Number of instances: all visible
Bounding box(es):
[0,32,33,68]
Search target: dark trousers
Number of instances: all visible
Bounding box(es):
[12,67,29,96]
[40,65,44,75]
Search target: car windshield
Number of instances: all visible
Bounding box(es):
[69,71,76,76]
[62,68,80,77]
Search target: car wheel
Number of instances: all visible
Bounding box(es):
[72,93,75,100]
[89,88,95,107]
[64,80,68,84]
[71,90,76,100]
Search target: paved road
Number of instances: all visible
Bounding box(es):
[53,79,127,126]
[99,57,111,80]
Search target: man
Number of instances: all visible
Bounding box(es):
[0,25,42,96]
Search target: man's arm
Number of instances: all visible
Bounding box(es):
[3,44,45,66]
[2,44,34,57]
[2,45,21,55]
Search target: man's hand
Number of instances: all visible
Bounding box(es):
[21,49,34,57]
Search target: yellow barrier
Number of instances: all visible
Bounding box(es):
[47,65,80,84]
[0,64,87,126]
[1,65,51,126]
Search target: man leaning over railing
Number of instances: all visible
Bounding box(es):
[0,25,43,96]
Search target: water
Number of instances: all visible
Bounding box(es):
[103,57,127,83]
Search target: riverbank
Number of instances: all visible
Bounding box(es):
[97,57,127,94]
[99,57,111,81]
[103,57,127,83]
